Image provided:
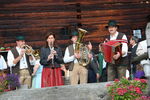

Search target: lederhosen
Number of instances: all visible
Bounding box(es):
[11,47,32,75]
[67,44,88,84]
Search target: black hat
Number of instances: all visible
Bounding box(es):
[69,31,78,38]
[16,36,25,41]
[105,20,119,28]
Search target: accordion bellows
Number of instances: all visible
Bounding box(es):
[101,41,122,64]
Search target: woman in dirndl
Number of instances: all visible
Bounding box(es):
[40,32,64,87]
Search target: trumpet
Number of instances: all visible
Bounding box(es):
[21,44,34,56]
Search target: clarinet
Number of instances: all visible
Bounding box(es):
[49,42,55,68]
[51,47,54,68]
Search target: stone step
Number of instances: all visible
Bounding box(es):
[0,82,111,100]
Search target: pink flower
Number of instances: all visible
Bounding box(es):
[135,87,142,94]
[117,88,128,95]
[114,79,119,82]
[106,83,112,87]
[134,78,140,81]
[139,79,147,83]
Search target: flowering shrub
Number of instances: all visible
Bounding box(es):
[0,73,20,93]
[107,78,148,100]
[6,74,20,90]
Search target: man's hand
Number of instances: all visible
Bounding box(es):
[20,49,25,56]
[74,52,81,59]
[113,52,121,60]
[88,53,93,59]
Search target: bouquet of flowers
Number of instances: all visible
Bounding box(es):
[107,78,147,100]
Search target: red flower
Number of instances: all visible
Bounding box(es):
[135,87,142,94]
[114,79,119,82]
[117,88,128,95]
[139,79,147,83]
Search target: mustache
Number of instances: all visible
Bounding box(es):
[109,29,114,31]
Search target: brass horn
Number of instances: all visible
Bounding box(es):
[75,28,90,67]
[21,45,34,56]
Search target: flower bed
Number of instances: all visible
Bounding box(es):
[107,78,148,100]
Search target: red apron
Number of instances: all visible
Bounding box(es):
[41,67,64,87]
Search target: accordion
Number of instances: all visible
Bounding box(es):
[101,40,122,64]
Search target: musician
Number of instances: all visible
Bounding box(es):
[40,32,64,87]
[63,31,92,85]
[136,40,150,79]
[86,42,100,83]
[105,20,128,81]
[7,36,35,88]
[129,36,139,79]
[0,55,7,71]
[0,55,7,77]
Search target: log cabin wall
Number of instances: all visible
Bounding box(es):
[0,0,150,53]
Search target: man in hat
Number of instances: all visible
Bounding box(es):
[63,31,91,85]
[7,36,35,88]
[105,20,128,81]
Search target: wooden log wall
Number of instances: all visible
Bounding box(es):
[0,0,150,53]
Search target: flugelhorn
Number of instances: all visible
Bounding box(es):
[21,44,34,56]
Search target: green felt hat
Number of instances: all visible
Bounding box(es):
[16,36,25,41]
[70,31,78,38]
[105,20,119,28]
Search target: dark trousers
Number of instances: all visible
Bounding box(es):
[99,68,107,82]
[88,69,97,83]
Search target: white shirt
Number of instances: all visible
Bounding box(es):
[7,47,35,69]
[63,44,78,63]
[136,40,150,65]
[0,55,7,70]
[110,31,128,57]
[103,59,107,69]
[136,40,147,56]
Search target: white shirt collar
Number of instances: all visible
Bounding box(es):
[110,31,119,40]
